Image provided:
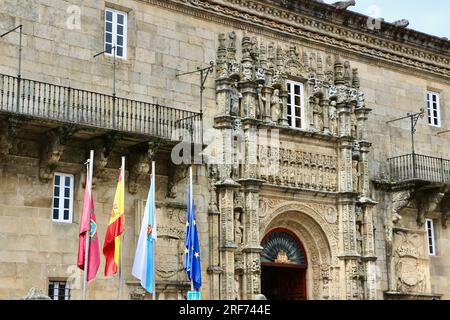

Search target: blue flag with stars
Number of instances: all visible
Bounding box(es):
[184,183,202,291]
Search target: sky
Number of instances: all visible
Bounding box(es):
[323,0,450,38]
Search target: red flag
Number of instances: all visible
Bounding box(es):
[77,176,100,283]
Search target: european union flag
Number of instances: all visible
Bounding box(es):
[184,186,202,291]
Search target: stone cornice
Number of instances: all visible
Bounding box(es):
[141,0,450,80]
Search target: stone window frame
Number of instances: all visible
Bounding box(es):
[104,7,128,59]
[51,173,74,224]
[286,80,306,130]
[426,91,441,128]
[425,218,436,256]
[48,279,71,300]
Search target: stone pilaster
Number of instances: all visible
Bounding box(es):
[216,182,240,300]
[239,179,263,300]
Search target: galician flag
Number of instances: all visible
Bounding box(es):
[132,165,157,293]
[77,173,100,283]
[103,166,125,276]
[184,167,202,291]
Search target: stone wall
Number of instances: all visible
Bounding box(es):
[0,0,449,299]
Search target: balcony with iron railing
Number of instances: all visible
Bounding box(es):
[0,73,202,144]
[388,153,450,184]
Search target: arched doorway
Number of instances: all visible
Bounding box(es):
[261,229,308,300]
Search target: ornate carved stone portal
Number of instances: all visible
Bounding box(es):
[211,31,374,300]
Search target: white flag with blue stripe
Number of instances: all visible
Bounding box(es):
[132,165,157,293]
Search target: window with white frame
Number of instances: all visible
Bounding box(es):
[426,219,436,256]
[48,280,70,300]
[287,80,305,129]
[427,91,441,127]
[104,8,128,59]
[52,173,74,223]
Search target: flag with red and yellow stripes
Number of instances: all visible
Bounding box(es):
[103,167,125,276]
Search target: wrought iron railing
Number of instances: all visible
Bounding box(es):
[0,73,202,143]
[388,153,450,184]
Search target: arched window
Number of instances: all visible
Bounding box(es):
[261,229,307,267]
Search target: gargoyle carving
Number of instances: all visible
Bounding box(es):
[415,187,447,227]
[39,125,77,183]
[332,0,356,10]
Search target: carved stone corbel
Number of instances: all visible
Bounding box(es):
[166,162,189,199]
[415,186,447,227]
[39,125,77,183]
[128,141,163,194]
[0,122,13,159]
[0,117,22,159]
[391,190,414,224]
[91,132,120,187]
[440,193,450,228]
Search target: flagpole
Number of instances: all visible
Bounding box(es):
[118,156,125,300]
[82,150,94,300]
[152,161,156,301]
[189,166,194,292]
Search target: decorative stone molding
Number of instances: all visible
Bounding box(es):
[39,125,77,183]
[142,0,450,79]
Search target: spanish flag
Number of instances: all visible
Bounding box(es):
[103,162,125,276]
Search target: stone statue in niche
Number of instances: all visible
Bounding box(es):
[350,107,357,137]
[234,274,241,300]
[234,211,243,245]
[357,91,365,109]
[229,61,240,79]
[352,160,360,193]
[255,66,266,83]
[242,60,254,81]
[230,81,242,116]
[313,99,324,131]
[257,84,265,120]
[329,100,338,135]
[271,89,281,124]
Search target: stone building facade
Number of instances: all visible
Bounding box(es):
[0,0,449,300]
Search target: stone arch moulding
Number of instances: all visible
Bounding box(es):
[259,201,339,300]
[260,201,338,257]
